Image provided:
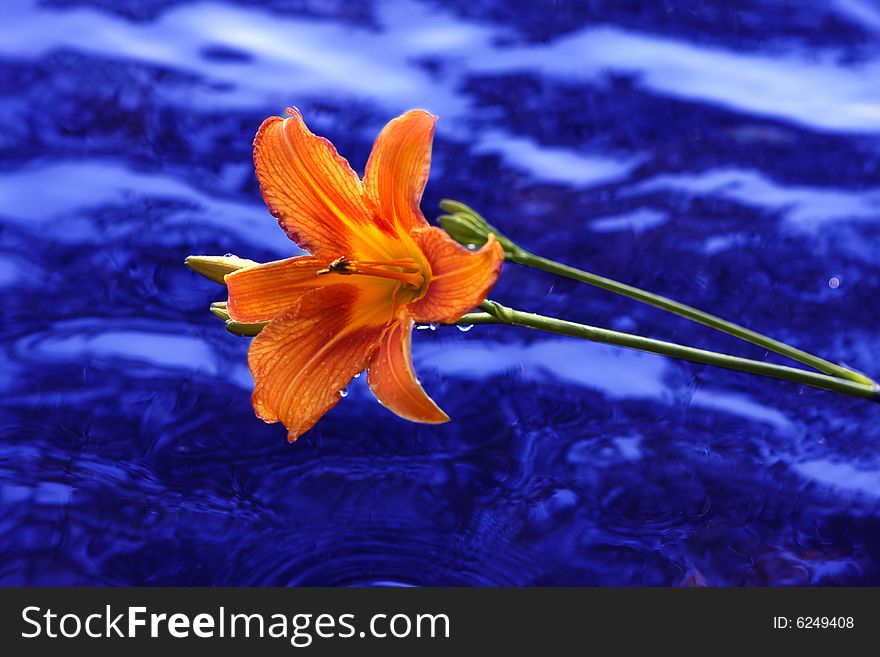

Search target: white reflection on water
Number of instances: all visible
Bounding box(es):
[30,329,221,374]
[626,168,880,230]
[420,338,797,429]
[793,459,880,498]
[689,389,793,431]
[4,0,879,192]
[0,161,296,253]
[589,208,669,234]
[419,337,670,399]
[473,132,644,186]
[835,0,880,34]
[472,24,880,133]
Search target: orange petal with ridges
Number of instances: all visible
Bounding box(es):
[248,284,390,441]
[367,314,450,424]
[253,109,372,257]
[363,109,436,234]
[225,255,328,324]
[407,227,504,324]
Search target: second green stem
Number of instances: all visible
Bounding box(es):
[470,301,880,403]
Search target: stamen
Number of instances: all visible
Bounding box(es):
[351,265,424,287]
[357,258,421,272]
[316,257,424,288]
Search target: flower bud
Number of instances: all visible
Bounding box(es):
[209,301,230,321]
[438,213,490,248]
[185,254,258,284]
[437,200,522,258]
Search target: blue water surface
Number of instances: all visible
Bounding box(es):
[1,0,880,586]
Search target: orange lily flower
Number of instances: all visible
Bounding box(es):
[225,108,504,441]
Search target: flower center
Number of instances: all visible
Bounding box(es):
[317,256,425,288]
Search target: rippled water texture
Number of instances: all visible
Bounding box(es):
[2,0,880,585]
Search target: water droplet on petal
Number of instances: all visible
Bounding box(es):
[457,324,474,332]
[353,372,361,379]
[429,323,437,331]
[338,388,348,398]
[829,276,840,289]
[416,324,431,330]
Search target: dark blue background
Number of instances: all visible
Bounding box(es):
[2,0,880,585]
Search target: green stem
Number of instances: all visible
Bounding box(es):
[511,250,874,386]
[457,312,503,326]
[438,200,874,387]
[476,300,880,403]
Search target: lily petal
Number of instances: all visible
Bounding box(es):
[225,255,328,323]
[367,314,450,424]
[253,109,372,257]
[408,227,504,324]
[364,109,436,234]
[248,284,389,441]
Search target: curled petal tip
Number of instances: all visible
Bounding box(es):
[426,410,451,424]
[367,317,451,424]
